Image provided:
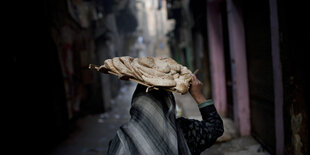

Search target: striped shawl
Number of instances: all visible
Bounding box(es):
[107,84,223,155]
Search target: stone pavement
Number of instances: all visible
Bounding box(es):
[50,82,270,155]
[175,93,270,155]
[202,136,270,155]
[49,81,134,155]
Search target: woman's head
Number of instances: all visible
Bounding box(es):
[132,84,176,117]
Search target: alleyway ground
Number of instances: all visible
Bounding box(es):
[50,82,270,155]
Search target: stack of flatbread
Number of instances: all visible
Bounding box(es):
[89,56,192,94]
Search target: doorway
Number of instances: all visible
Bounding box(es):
[243,0,276,153]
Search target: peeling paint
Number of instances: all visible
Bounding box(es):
[290,105,303,155]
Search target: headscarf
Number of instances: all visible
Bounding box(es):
[107,84,191,155]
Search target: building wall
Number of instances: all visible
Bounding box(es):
[278,0,309,154]
[242,0,276,152]
[204,0,309,154]
[37,0,140,151]
[136,0,173,57]
[226,0,250,136]
[207,1,227,117]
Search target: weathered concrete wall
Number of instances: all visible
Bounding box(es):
[278,1,309,154]
[226,0,251,136]
[42,0,140,150]
[207,1,227,116]
[49,0,104,117]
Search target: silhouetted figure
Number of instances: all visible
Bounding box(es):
[108,75,223,155]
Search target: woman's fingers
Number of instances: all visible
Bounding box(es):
[191,74,197,82]
[189,75,206,104]
[191,74,202,86]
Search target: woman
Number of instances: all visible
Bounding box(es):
[107,75,224,155]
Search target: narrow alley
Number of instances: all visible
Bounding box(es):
[49,82,134,155]
[20,0,309,155]
[49,82,270,155]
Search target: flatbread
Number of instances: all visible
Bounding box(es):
[120,56,143,81]
[131,59,145,79]
[104,59,121,75]
[181,66,192,75]
[153,57,171,73]
[138,57,155,68]
[142,75,176,87]
[175,82,188,94]
[112,57,134,77]
[160,57,181,72]
[97,56,193,94]
[133,58,172,79]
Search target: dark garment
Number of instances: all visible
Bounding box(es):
[177,105,224,155]
[107,84,223,155]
